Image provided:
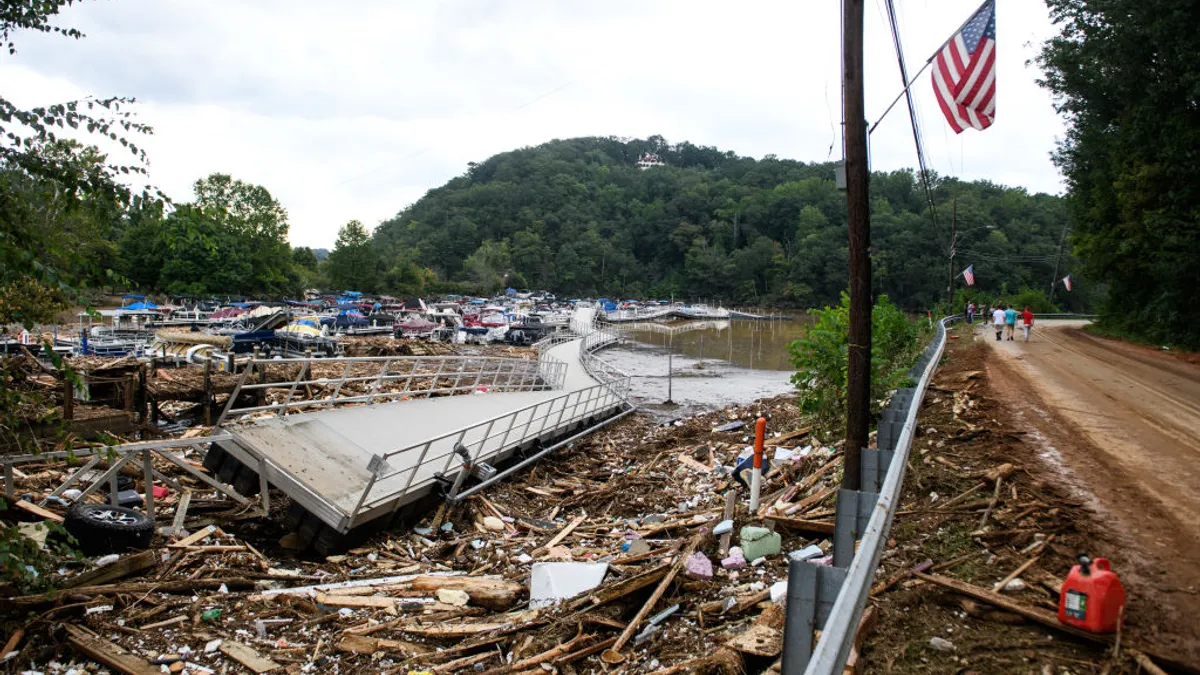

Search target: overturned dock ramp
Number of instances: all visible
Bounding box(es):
[209,321,630,552]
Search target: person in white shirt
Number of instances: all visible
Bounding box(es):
[992,305,1007,342]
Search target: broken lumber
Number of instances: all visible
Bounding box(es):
[567,563,669,611]
[219,641,282,673]
[337,635,428,657]
[764,516,835,535]
[992,555,1041,592]
[479,633,595,675]
[603,533,703,662]
[535,514,586,553]
[409,575,523,611]
[12,499,64,523]
[63,624,159,675]
[63,550,159,589]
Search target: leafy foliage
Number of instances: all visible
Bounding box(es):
[788,294,924,439]
[0,500,80,592]
[371,136,1085,310]
[1037,0,1200,348]
[326,220,377,292]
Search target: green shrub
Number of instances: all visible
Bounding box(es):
[788,293,925,440]
[0,500,81,593]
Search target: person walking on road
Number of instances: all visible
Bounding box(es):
[1004,305,1018,341]
[1021,306,1035,342]
[992,304,1006,341]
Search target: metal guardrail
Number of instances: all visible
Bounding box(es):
[218,354,567,422]
[783,315,958,674]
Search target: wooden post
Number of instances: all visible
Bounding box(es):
[124,373,135,413]
[843,0,871,491]
[137,365,147,424]
[63,377,74,420]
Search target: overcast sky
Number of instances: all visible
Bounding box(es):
[1,0,1065,248]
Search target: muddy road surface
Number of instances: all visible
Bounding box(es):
[981,319,1200,663]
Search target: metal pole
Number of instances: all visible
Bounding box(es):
[843,0,870,491]
[665,353,673,404]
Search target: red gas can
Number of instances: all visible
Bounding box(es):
[1058,555,1126,633]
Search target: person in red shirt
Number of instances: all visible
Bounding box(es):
[1021,306,1035,342]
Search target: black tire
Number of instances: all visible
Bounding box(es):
[64,503,155,556]
[233,466,261,497]
[217,454,241,484]
[202,445,227,473]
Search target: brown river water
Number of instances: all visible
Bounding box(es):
[598,312,813,418]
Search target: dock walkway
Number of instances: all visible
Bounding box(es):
[213,318,630,537]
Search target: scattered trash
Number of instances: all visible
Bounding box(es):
[788,544,824,562]
[685,552,714,580]
[712,519,734,536]
[529,562,609,608]
[929,636,956,652]
[740,526,782,561]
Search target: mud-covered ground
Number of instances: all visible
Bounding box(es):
[864,323,1198,674]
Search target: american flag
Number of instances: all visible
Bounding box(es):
[962,265,975,286]
[932,0,996,133]
[1062,275,1072,292]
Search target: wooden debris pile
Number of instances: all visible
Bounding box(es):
[0,396,856,674]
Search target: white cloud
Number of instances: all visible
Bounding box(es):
[2,0,1066,248]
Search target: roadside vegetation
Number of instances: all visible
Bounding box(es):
[1037,0,1199,349]
[787,294,925,440]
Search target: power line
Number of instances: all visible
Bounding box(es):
[881,0,948,254]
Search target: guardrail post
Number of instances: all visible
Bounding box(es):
[781,559,849,674]
[833,488,879,568]
[860,448,894,493]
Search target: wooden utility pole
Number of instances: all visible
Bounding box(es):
[843,0,870,491]
[1048,224,1068,304]
[947,198,957,310]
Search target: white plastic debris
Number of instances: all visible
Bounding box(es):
[93,553,120,567]
[929,636,956,652]
[770,580,789,605]
[529,562,609,608]
[203,639,222,654]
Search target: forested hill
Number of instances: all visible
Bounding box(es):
[370,136,1085,311]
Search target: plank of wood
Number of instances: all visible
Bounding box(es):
[567,563,670,611]
[401,622,513,638]
[992,555,1041,592]
[172,524,216,547]
[219,640,282,673]
[337,635,428,656]
[314,593,397,610]
[12,499,64,523]
[64,624,159,675]
[140,616,187,630]
[170,490,192,535]
[718,490,736,556]
[538,515,586,552]
[764,516,836,535]
[63,550,158,589]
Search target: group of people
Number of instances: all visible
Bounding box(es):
[964,301,1035,342]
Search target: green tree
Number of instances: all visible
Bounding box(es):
[327,220,377,292]
[463,239,513,294]
[1037,0,1200,347]
[192,173,294,294]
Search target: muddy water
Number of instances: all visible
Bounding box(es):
[600,313,812,418]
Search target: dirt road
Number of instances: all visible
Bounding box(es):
[981,320,1200,662]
